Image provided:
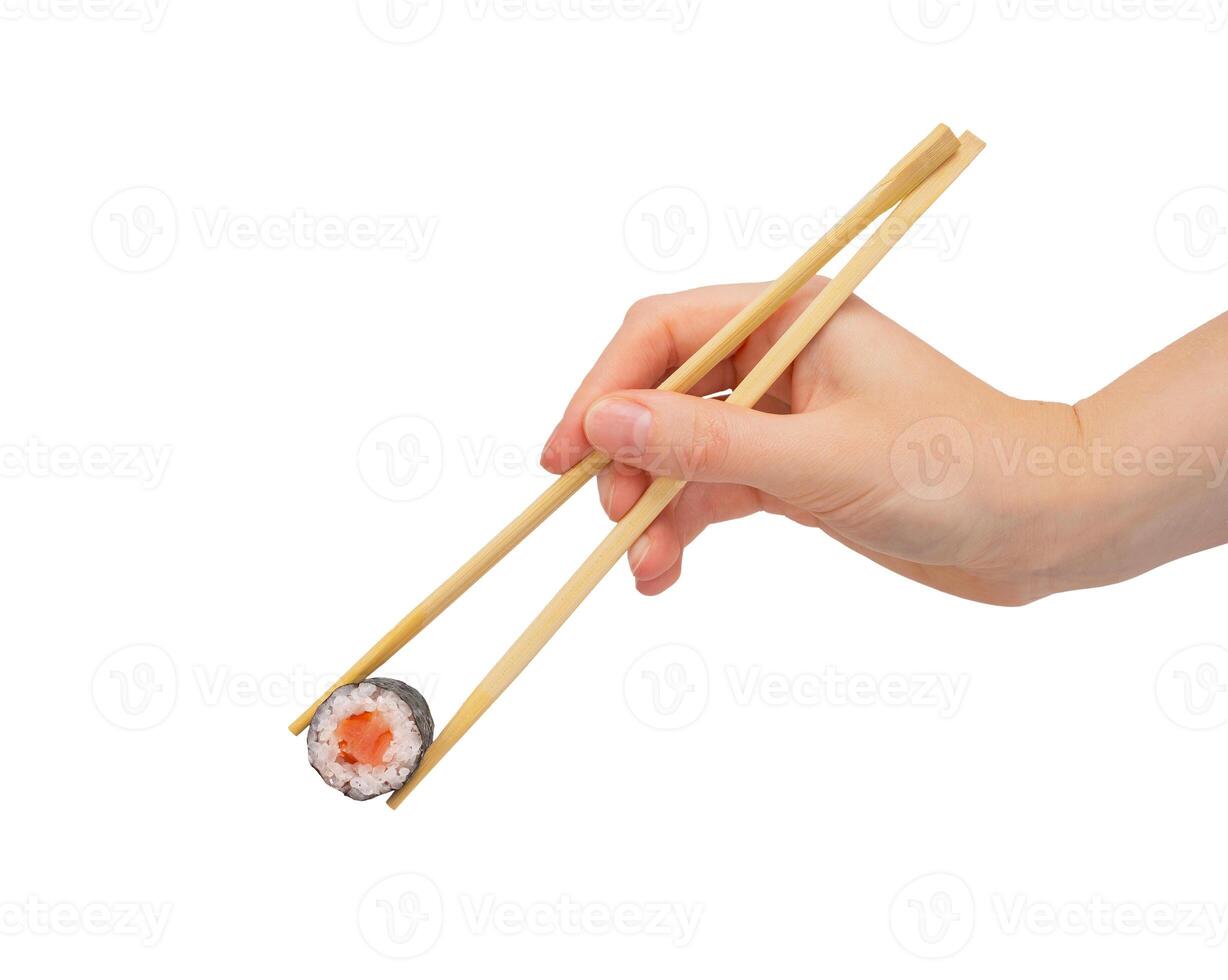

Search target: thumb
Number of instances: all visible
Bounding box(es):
[583,390,810,497]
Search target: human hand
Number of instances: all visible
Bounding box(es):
[541,281,1083,606]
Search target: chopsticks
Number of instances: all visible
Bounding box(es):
[386,131,986,807]
[287,123,962,737]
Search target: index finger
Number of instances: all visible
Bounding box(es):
[541,282,788,473]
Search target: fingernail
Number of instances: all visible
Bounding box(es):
[628,537,651,576]
[585,398,651,456]
[540,423,562,466]
[600,474,615,517]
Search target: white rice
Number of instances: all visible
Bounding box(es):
[307,682,424,800]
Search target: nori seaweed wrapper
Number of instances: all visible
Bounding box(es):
[307,677,435,800]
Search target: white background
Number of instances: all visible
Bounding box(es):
[2,1,1226,975]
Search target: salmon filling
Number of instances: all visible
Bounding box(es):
[336,711,393,766]
[307,679,433,800]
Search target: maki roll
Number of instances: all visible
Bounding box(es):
[307,678,434,800]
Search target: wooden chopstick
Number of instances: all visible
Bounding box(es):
[288,124,960,737]
[387,131,986,808]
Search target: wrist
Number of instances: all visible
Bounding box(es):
[999,393,1223,599]
[1006,399,1107,599]
[969,398,1090,603]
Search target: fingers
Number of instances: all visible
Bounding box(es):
[595,464,650,523]
[582,389,816,501]
[593,465,681,592]
[631,483,761,593]
[636,557,682,597]
[540,285,767,473]
[540,280,828,473]
[595,474,763,594]
[628,513,681,583]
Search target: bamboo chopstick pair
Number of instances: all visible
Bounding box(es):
[289,123,985,807]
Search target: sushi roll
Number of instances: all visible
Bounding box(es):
[307,678,434,801]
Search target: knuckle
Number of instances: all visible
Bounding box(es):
[622,293,678,373]
[678,408,731,477]
[623,294,666,326]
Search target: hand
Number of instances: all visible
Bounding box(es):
[540,281,1081,606]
